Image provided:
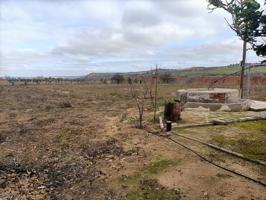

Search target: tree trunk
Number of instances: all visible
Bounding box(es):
[240,41,247,99]
[137,103,144,128]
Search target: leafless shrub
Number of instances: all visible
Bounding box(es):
[58,101,72,108]
[143,77,155,108]
[128,77,147,129]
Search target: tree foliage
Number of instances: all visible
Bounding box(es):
[208,0,266,59]
[111,74,124,84]
[254,14,266,57]
[160,73,175,83]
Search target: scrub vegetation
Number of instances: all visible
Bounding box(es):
[0,82,266,199]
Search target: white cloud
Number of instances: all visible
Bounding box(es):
[0,0,263,76]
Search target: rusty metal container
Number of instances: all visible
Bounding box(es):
[164,100,181,122]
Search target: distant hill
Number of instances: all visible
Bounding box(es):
[83,64,266,80]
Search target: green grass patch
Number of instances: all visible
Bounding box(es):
[123,155,182,200]
[127,116,137,124]
[234,121,266,133]
[210,122,266,161]
[211,135,236,147]
[147,157,179,175]
[110,91,124,98]
[122,156,180,185]
[54,128,82,143]
[126,179,181,200]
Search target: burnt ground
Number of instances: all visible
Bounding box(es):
[0,83,266,200]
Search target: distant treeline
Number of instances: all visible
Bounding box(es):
[4,64,266,86]
[5,77,86,86]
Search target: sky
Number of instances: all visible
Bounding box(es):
[0,0,265,77]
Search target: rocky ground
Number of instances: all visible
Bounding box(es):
[0,83,265,199]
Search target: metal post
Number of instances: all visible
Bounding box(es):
[153,65,158,123]
[247,65,251,99]
[240,41,247,99]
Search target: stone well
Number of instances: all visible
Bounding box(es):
[176,88,245,111]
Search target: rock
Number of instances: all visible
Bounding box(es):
[0,178,7,188]
[25,109,33,113]
[204,191,209,200]
[121,175,128,181]
[249,100,266,111]
[212,119,228,125]
[227,103,243,112]
[219,105,231,112]
[58,101,72,108]
[184,106,210,112]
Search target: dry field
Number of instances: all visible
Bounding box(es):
[0,83,266,200]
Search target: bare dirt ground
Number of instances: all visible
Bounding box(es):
[0,83,266,200]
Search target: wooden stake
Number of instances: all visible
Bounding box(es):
[153,65,158,123]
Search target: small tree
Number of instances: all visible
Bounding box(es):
[207,0,263,98]
[143,76,155,107]
[111,74,124,84]
[127,77,132,84]
[160,72,175,83]
[128,77,148,128]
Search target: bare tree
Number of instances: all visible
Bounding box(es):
[128,77,147,128]
[143,76,155,107]
[127,77,132,84]
[141,67,159,123]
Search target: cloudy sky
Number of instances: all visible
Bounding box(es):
[0,0,265,77]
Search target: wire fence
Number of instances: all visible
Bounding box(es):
[244,64,266,100]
